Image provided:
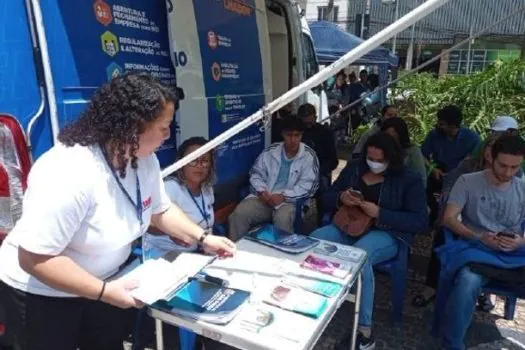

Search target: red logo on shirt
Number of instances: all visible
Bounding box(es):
[142,196,152,211]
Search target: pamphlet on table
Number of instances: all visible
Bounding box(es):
[245,224,320,254]
[263,284,328,319]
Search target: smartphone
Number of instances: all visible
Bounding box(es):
[497,232,517,238]
[348,189,364,200]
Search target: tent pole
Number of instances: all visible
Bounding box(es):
[161,0,452,178]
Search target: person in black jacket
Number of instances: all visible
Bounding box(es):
[297,103,338,223]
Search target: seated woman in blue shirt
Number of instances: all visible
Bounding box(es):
[145,137,215,257]
[311,132,428,350]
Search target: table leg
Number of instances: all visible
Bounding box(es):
[350,274,362,350]
[155,319,164,350]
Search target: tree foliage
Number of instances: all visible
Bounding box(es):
[389,59,525,145]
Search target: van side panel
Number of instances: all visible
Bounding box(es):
[38,0,177,165]
[192,0,265,185]
[0,0,51,159]
[166,1,208,146]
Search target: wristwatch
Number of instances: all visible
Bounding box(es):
[198,230,210,246]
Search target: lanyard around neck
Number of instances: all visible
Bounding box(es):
[186,187,210,229]
[101,146,143,226]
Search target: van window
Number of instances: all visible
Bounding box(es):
[302,33,319,79]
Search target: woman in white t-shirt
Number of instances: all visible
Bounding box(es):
[0,73,236,350]
[145,137,216,256]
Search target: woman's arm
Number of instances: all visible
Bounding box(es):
[19,249,141,308]
[151,204,236,255]
[150,204,205,244]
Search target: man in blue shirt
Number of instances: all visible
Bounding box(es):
[421,105,480,224]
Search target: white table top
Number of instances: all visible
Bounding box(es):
[149,238,366,350]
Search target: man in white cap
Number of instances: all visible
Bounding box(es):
[489,115,519,136]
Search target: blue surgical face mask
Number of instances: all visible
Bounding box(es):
[366,159,388,174]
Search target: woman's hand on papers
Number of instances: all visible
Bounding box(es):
[101,278,144,309]
[202,235,236,258]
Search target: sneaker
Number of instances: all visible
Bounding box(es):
[336,331,376,350]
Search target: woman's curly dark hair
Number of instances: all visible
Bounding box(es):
[58,73,176,177]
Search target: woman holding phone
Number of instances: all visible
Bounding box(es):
[312,133,428,350]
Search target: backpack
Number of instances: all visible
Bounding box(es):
[0,114,31,242]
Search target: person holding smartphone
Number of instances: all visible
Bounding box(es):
[438,135,525,350]
[311,133,428,350]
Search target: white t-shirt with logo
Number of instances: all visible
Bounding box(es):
[0,143,171,297]
[144,178,214,253]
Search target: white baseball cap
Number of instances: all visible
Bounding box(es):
[489,116,518,132]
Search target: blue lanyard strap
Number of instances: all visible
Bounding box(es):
[101,146,143,226]
[186,187,210,229]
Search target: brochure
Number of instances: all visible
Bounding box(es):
[263,284,328,319]
[115,253,214,305]
[283,275,343,298]
[245,224,319,254]
[300,255,352,279]
[313,242,366,263]
[154,280,251,325]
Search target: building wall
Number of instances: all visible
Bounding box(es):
[305,0,349,30]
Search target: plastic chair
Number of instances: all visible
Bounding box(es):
[321,213,409,323]
[433,229,518,324]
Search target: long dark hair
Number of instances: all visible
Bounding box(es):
[175,137,216,186]
[365,132,405,171]
[380,117,412,149]
[58,73,176,177]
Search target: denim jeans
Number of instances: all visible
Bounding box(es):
[441,266,489,350]
[311,224,399,327]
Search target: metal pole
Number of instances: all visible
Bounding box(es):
[466,0,475,74]
[161,0,453,178]
[392,0,400,55]
[405,24,416,70]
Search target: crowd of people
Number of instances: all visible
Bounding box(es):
[0,72,523,350]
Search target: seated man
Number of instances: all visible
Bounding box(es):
[421,105,480,224]
[439,135,525,350]
[228,118,319,241]
[297,103,338,223]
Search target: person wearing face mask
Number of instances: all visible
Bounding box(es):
[352,105,398,158]
[311,133,428,350]
[421,105,480,226]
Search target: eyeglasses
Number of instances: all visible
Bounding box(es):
[188,158,211,168]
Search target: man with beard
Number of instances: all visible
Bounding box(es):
[421,105,480,224]
[438,135,525,350]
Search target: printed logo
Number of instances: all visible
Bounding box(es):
[94,0,113,26]
[211,62,221,81]
[101,31,119,57]
[106,62,123,81]
[215,94,225,112]
[142,196,152,211]
[207,31,218,50]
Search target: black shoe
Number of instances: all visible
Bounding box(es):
[477,294,495,312]
[336,331,376,350]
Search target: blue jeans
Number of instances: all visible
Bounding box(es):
[442,266,488,350]
[311,224,399,327]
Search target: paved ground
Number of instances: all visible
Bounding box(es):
[125,148,525,350]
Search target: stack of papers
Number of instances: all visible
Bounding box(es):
[245,224,319,254]
[313,242,366,263]
[263,284,328,319]
[117,253,214,305]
